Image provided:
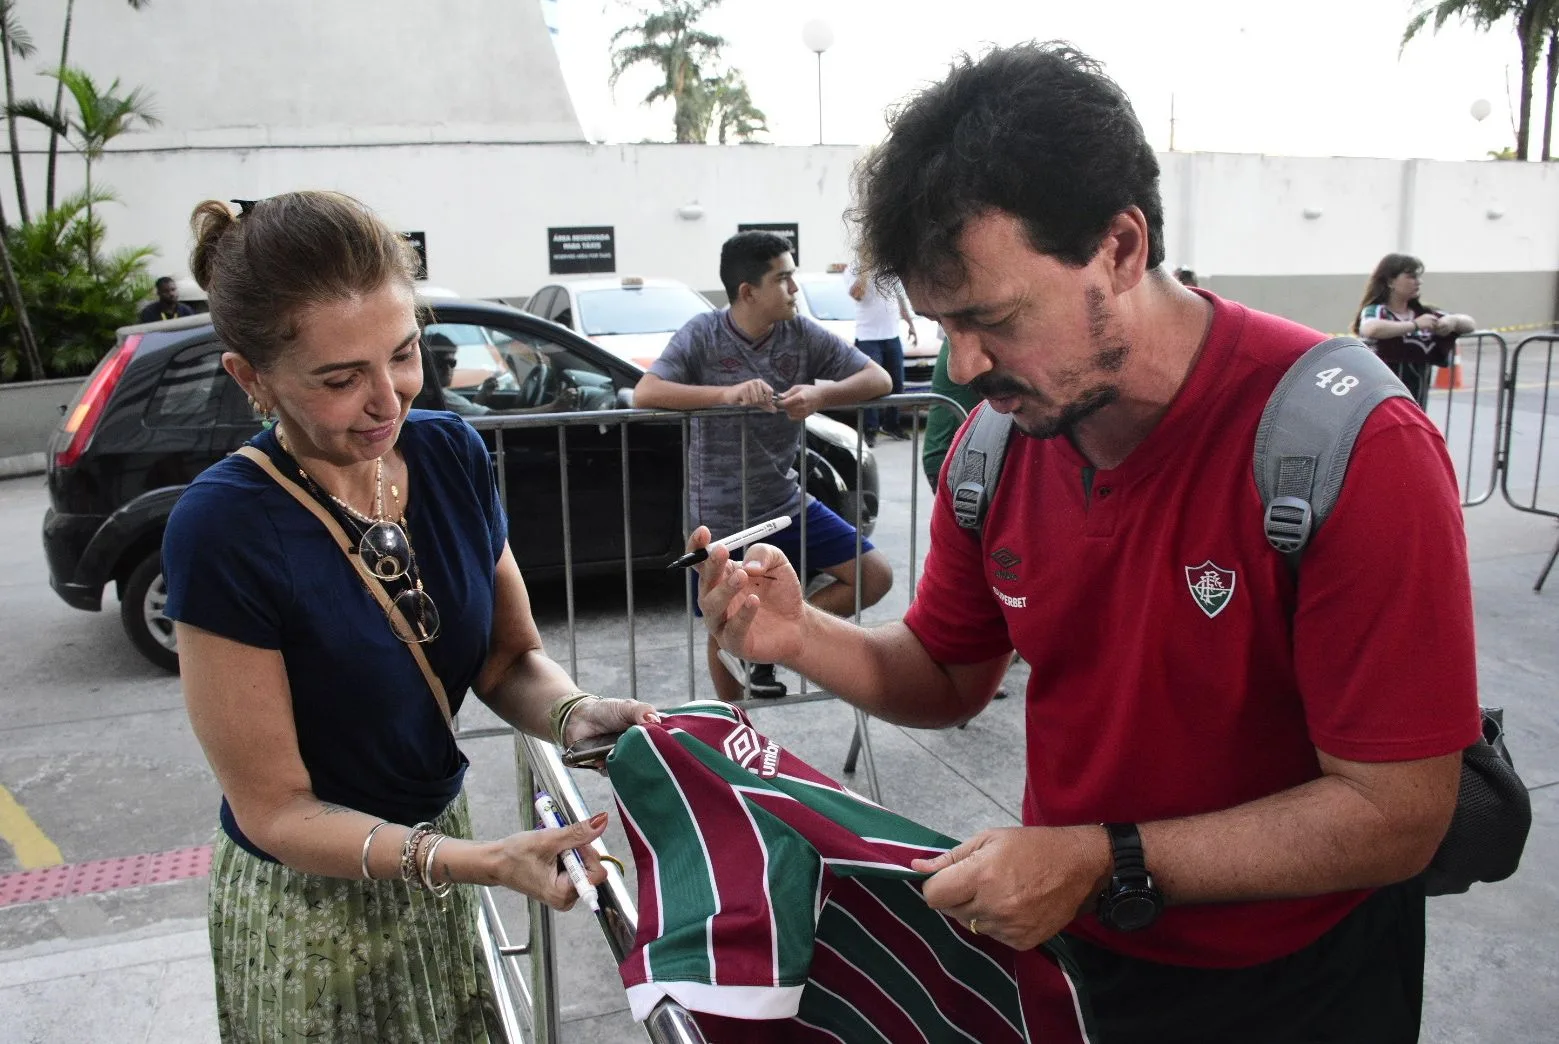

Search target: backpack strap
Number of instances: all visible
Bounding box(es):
[1253,336,1413,570]
[946,402,1016,532]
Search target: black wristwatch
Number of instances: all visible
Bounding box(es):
[1096,822,1164,932]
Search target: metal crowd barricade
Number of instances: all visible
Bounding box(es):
[452,719,708,1044]
[1426,328,1559,591]
[450,389,967,1039]
[1428,331,1509,507]
[466,390,966,801]
[1498,334,1559,590]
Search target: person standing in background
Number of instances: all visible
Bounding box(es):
[139,276,195,323]
[1353,254,1475,409]
[922,332,981,489]
[847,259,918,445]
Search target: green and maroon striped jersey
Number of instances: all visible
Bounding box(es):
[608,701,1094,1042]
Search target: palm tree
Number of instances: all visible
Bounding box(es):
[44,0,152,213]
[0,192,43,380]
[1541,17,1559,159]
[11,68,159,274]
[0,0,34,224]
[610,0,728,143]
[1403,1,1559,160]
[704,71,768,144]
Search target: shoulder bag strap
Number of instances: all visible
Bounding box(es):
[947,402,1016,533]
[1251,336,1412,571]
[235,445,453,730]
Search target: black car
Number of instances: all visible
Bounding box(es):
[42,298,879,673]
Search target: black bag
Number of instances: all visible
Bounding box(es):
[1420,707,1531,895]
[949,336,1532,895]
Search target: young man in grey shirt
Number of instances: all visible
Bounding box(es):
[636,231,893,700]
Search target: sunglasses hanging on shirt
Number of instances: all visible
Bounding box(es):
[274,427,441,644]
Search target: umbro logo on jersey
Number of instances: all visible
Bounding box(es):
[721,723,782,778]
[1184,561,1237,618]
[990,547,1021,582]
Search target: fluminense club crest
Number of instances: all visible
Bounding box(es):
[1184,561,1236,619]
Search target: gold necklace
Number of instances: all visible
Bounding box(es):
[276,426,397,523]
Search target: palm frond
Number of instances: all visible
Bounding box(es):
[7,97,68,137]
[0,1,35,60]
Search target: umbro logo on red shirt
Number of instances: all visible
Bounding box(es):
[990,547,1021,582]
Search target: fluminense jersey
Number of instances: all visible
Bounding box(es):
[606,701,1094,1043]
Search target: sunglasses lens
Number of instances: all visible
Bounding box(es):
[360,522,410,580]
[390,588,441,644]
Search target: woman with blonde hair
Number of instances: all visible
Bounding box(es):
[164,192,655,1041]
[1352,253,1474,408]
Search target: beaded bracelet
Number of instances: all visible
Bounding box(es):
[400,822,434,883]
[360,820,391,881]
[419,833,453,898]
[547,692,600,745]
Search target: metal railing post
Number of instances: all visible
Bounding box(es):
[558,425,579,679]
[620,420,638,702]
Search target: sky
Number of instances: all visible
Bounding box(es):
[550,0,1547,161]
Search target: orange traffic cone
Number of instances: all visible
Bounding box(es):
[1434,354,1463,390]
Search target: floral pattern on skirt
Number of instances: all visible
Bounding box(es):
[208,794,502,1043]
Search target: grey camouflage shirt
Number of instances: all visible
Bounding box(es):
[648,309,871,537]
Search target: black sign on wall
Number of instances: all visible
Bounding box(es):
[738,223,800,266]
[548,226,616,275]
[403,231,428,281]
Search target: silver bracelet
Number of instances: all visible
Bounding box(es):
[420,833,453,898]
[556,693,604,746]
[360,820,391,881]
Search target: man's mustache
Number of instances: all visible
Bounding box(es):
[970,373,1038,400]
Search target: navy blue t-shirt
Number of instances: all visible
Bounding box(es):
[163,411,507,861]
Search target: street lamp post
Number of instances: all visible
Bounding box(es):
[802,18,834,145]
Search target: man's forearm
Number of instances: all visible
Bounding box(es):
[1141,756,1459,905]
[787,613,983,727]
[819,366,893,407]
[633,379,730,411]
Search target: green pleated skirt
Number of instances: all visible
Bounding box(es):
[208,794,502,1043]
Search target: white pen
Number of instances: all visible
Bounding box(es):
[533,791,600,913]
[667,515,793,569]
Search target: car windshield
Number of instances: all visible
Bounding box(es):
[798,278,856,321]
[576,286,712,336]
[424,322,489,345]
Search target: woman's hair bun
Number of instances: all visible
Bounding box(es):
[189,199,238,291]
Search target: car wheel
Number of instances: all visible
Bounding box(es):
[121,552,179,674]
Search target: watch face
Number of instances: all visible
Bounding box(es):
[1108,892,1161,932]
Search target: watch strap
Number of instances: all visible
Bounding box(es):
[1103,821,1148,881]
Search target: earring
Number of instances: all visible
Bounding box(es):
[247,394,272,418]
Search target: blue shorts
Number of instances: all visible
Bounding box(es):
[691,499,874,616]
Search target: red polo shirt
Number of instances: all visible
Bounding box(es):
[904,292,1479,969]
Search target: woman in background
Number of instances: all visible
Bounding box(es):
[1353,253,1475,409]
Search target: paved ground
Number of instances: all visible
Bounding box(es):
[1,397,1557,1042]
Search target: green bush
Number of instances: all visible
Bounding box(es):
[0,191,154,381]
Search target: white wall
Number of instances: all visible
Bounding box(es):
[1412,160,1559,272]
[45,143,867,299]
[1165,152,1559,277]
[49,144,1556,302]
[6,0,582,149]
